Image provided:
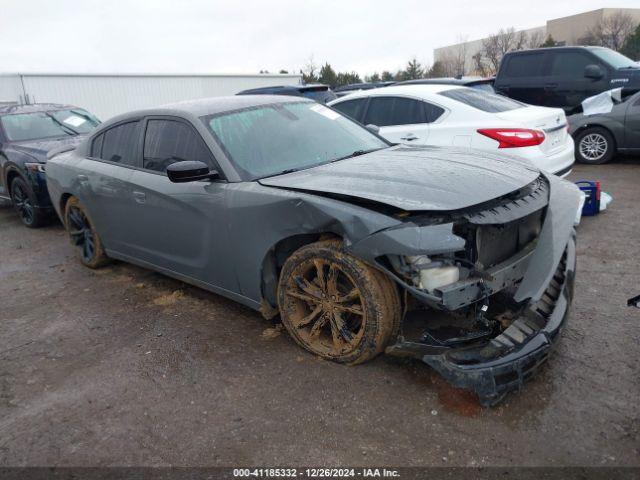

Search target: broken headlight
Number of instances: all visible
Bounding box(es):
[389,255,465,293]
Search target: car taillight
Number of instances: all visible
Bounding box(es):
[477,128,545,148]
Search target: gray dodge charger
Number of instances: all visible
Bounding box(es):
[46,95,581,405]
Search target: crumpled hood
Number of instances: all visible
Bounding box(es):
[10,136,85,163]
[259,146,541,211]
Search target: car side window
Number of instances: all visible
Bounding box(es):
[363,97,426,127]
[424,102,445,123]
[502,53,547,78]
[549,52,595,76]
[143,119,214,173]
[90,133,104,158]
[332,98,368,122]
[95,121,141,167]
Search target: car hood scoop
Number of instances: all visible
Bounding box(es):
[259,146,541,211]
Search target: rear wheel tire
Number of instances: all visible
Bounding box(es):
[10,176,47,228]
[64,196,109,268]
[278,239,400,365]
[575,127,615,165]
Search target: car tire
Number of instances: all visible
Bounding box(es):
[575,127,615,165]
[9,176,48,228]
[64,196,110,269]
[278,239,401,365]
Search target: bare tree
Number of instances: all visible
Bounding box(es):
[451,35,468,77]
[579,12,636,51]
[476,27,533,75]
[471,52,491,77]
[527,30,545,49]
[300,55,318,84]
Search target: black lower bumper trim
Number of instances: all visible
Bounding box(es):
[421,234,576,406]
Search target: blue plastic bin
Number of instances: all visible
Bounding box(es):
[576,180,600,216]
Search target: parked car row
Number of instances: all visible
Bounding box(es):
[239,46,639,167]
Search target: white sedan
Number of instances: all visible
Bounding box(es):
[328,84,574,177]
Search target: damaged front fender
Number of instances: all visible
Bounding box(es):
[347,222,466,261]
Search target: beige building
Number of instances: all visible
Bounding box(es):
[434,8,640,75]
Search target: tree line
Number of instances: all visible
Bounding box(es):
[296,56,450,88]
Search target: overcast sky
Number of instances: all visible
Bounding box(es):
[1,0,638,77]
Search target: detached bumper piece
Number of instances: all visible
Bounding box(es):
[422,236,576,406]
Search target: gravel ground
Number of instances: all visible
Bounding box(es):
[0,159,638,467]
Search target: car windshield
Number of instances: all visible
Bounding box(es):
[439,88,525,113]
[203,101,388,180]
[1,109,100,141]
[591,48,637,69]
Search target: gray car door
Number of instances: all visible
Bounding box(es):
[80,120,142,252]
[123,117,234,290]
[624,93,640,150]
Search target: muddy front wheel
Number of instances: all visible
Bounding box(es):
[64,196,109,268]
[278,240,400,365]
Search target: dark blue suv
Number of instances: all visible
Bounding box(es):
[237,84,337,104]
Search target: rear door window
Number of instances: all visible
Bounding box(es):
[331,98,368,122]
[96,121,141,167]
[424,102,445,122]
[363,97,426,126]
[439,88,525,113]
[143,119,214,172]
[502,53,547,78]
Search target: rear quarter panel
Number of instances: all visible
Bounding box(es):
[45,150,82,220]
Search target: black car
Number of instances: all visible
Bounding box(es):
[494,46,640,113]
[0,103,100,227]
[236,83,337,103]
[399,76,495,93]
[333,81,395,97]
[568,89,640,164]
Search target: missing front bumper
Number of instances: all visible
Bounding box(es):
[394,233,576,406]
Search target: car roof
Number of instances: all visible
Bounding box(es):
[105,95,312,124]
[0,103,78,115]
[398,77,487,86]
[504,46,609,55]
[238,84,329,94]
[330,84,463,101]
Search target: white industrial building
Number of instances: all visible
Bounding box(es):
[0,72,302,121]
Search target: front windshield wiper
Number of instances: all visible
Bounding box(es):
[259,147,386,180]
[260,168,300,179]
[331,147,385,163]
[45,112,78,135]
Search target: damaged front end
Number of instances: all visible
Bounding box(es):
[348,173,580,405]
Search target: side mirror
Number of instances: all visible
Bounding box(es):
[584,64,604,80]
[365,124,380,134]
[167,161,219,183]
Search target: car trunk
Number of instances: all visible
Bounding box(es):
[495,106,568,155]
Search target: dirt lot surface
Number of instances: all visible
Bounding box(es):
[1,160,639,467]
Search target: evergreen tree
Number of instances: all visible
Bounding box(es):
[318,63,338,87]
[540,35,557,47]
[621,24,640,60]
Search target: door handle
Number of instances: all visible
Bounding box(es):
[544,83,558,91]
[77,174,89,183]
[132,191,146,204]
[400,134,418,141]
